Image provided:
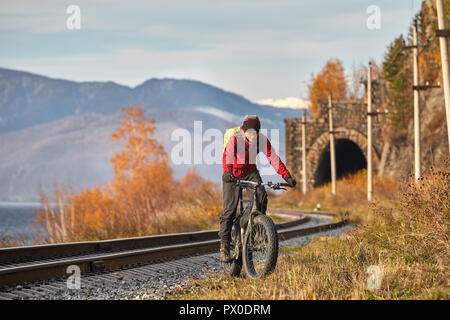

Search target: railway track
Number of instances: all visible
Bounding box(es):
[0,209,348,299]
[267,207,339,217]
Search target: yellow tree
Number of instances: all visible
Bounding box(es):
[308,59,347,118]
[111,106,167,177]
[109,106,173,235]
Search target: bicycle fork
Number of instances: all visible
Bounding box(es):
[235,183,258,258]
[242,211,258,255]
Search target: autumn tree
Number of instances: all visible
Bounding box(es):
[308,58,347,118]
[108,106,174,235]
[110,106,167,177]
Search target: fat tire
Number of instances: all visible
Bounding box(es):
[222,256,242,277]
[222,225,242,277]
[242,213,278,280]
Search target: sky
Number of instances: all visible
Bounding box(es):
[0,0,420,101]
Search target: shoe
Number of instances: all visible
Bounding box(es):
[220,242,231,262]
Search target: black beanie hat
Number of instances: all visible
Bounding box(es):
[242,115,260,132]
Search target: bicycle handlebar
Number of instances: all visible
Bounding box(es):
[235,180,291,189]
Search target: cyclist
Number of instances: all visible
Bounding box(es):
[220,115,297,262]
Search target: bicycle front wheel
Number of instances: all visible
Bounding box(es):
[242,213,278,280]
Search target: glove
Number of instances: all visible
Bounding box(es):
[222,171,237,183]
[284,174,297,187]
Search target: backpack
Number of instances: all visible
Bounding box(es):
[223,126,260,153]
[223,126,240,152]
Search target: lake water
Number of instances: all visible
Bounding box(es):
[0,202,45,238]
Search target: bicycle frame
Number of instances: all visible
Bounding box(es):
[236,180,287,219]
[232,180,287,258]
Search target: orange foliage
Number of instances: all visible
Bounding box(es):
[178,167,223,216]
[308,58,347,118]
[419,49,442,86]
[111,106,167,177]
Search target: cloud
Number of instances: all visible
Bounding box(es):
[0,0,416,99]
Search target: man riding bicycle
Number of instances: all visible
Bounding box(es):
[220,115,297,262]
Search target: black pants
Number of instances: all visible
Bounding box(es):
[219,169,268,244]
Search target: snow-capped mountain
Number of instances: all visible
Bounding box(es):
[255,97,310,110]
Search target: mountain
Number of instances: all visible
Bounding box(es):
[255,97,310,110]
[0,68,300,201]
[0,68,133,133]
[0,68,295,134]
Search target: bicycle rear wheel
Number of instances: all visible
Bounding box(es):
[222,225,242,276]
[242,213,278,280]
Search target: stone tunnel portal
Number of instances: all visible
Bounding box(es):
[313,138,367,188]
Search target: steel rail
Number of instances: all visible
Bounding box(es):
[0,214,309,266]
[267,207,338,217]
[0,210,347,288]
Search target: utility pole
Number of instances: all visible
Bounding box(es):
[436,0,450,151]
[413,22,422,181]
[365,63,389,200]
[404,20,441,180]
[301,110,307,194]
[367,63,373,201]
[328,94,336,195]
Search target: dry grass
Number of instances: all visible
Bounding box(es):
[270,169,399,223]
[0,231,44,248]
[173,161,449,300]
[0,224,53,248]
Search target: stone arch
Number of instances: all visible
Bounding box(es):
[306,127,380,188]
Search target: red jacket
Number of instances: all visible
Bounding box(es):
[222,127,290,179]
